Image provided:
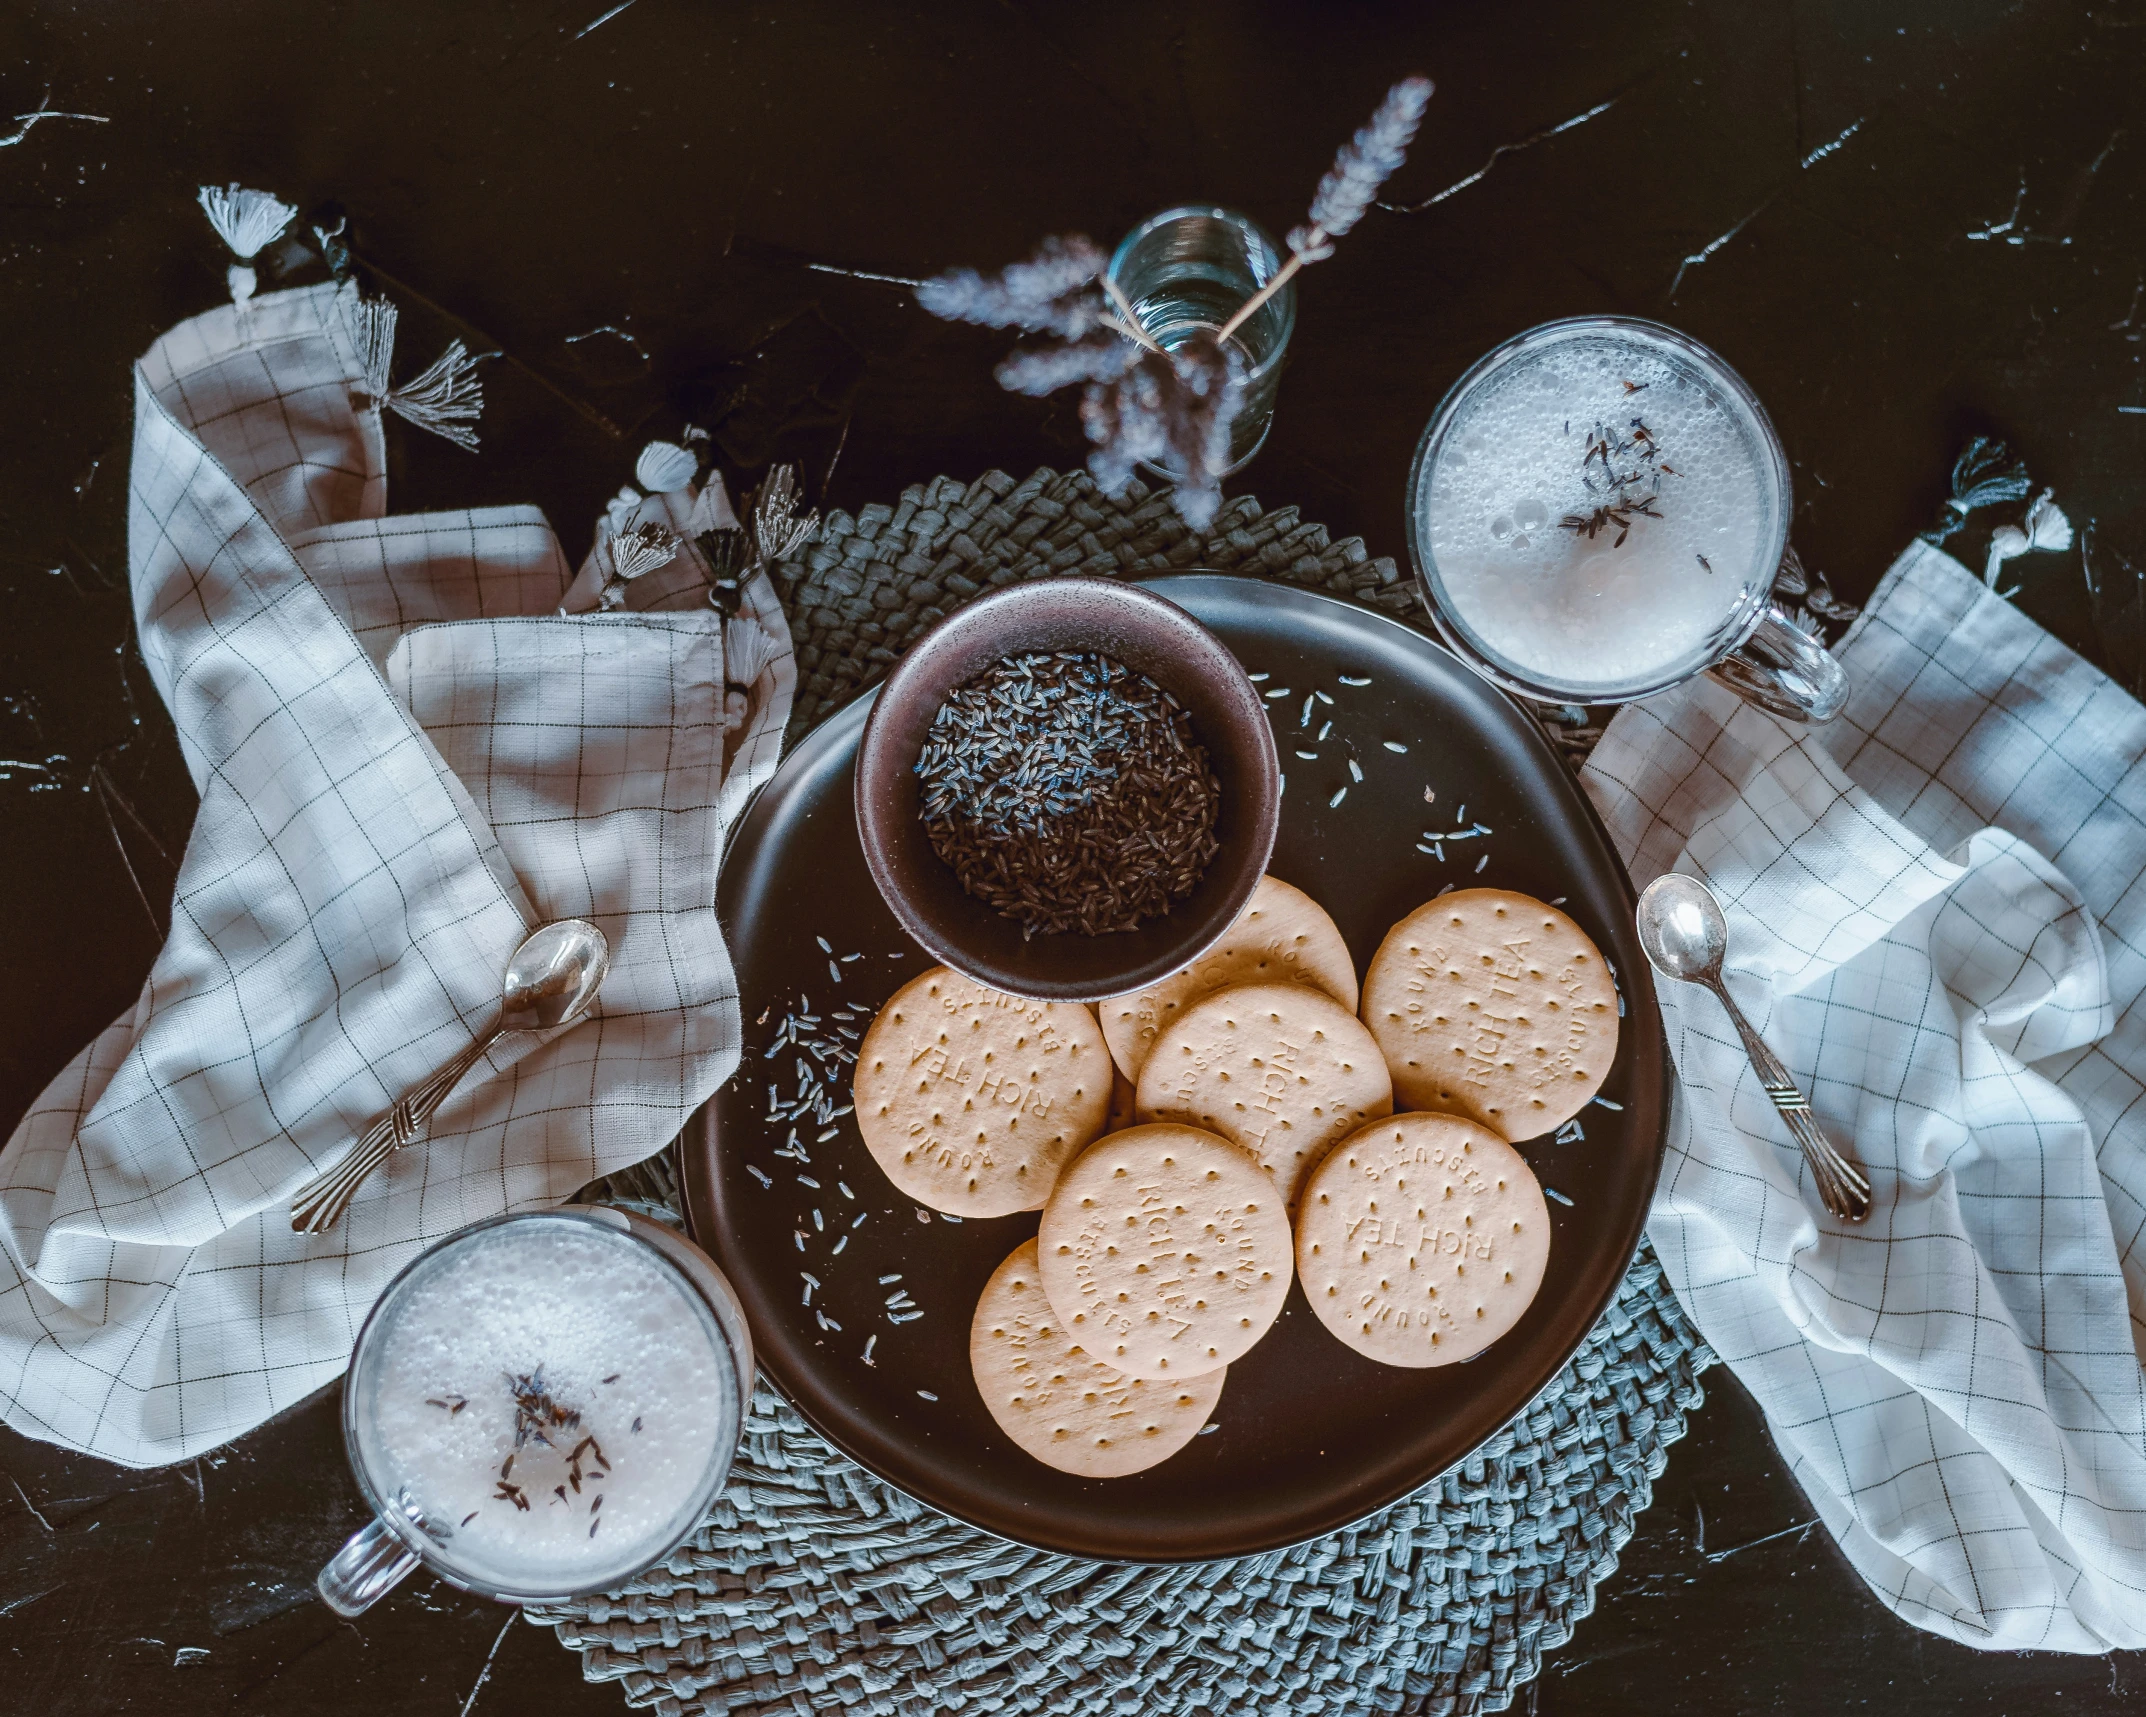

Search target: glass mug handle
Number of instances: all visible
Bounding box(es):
[1705,548,1849,723]
[318,1513,423,1617]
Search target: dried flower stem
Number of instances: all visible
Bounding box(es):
[1100,274,1166,355]
[1215,252,1305,346]
[1217,75,1434,344]
[914,76,1426,530]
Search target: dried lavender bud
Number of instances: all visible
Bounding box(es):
[1156,333,1245,530]
[1559,417,1668,546]
[994,329,1139,397]
[1078,339,1242,528]
[915,235,1108,338]
[1290,76,1435,259]
[915,651,1220,937]
[1081,350,1171,498]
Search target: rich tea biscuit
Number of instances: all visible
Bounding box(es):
[1296,1112,1551,1368]
[1106,1067,1138,1134]
[970,1239,1224,1477]
[1038,1123,1291,1379]
[1361,889,1617,1138]
[1135,982,1392,1210]
[855,967,1110,1217]
[1101,876,1358,1081]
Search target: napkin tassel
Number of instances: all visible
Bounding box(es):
[346,295,485,452]
[721,617,778,731]
[197,183,297,307]
[1985,488,2074,592]
[1920,436,2034,547]
[724,616,778,688]
[594,521,682,611]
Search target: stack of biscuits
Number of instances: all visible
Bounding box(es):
[852,877,1618,1478]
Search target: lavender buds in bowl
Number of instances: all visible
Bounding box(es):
[855,578,1280,1002]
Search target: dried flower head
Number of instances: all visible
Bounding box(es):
[1289,77,1434,261]
[1156,334,1245,528]
[915,235,1109,338]
[994,329,1138,397]
[1216,75,1434,344]
[1082,349,1171,498]
[919,232,1248,526]
[920,77,1430,534]
[1075,334,1244,527]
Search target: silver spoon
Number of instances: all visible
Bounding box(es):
[1635,873,1872,1223]
[290,919,611,1235]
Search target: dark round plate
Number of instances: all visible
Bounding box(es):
[684,574,1668,1562]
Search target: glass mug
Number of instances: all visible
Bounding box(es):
[318,1207,752,1616]
[1406,316,1847,723]
[1109,204,1298,475]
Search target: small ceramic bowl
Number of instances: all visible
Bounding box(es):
[854,577,1280,1002]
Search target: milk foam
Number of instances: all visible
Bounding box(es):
[1418,330,1774,695]
[354,1219,735,1595]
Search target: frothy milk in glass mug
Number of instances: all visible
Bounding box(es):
[1408,317,1847,721]
[317,1208,752,1615]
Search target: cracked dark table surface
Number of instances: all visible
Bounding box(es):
[4,1,2146,1711]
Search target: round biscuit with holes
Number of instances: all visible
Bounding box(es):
[1134,981,1391,1211]
[969,1238,1224,1477]
[1296,1112,1550,1368]
[854,966,1110,1217]
[1100,876,1359,1081]
[1037,1122,1291,1379]
[1360,889,1617,1139]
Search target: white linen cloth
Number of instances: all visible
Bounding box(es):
[0,282,792,1468]
[1583,539,2146,1652]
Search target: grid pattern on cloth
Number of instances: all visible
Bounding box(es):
[536,469,1716,1717]
[0,281,793,1468]
[295,509,573,670]
[1581,539,2146,1653]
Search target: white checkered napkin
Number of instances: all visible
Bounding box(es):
[0,282,792,1466]
[1583,541,2146,1653]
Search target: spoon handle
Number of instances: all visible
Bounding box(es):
[1703,978,1873,1224]
[290,1023,508,1234]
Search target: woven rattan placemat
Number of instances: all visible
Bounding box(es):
[536,467,1716,1717]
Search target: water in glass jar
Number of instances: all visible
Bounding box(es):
[1110,207,1293,473]
[1415,324,1782,699]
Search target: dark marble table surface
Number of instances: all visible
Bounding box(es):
[4,2,2145,1711]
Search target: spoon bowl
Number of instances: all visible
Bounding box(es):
[1635,872,1731,984]
[501,919,611,1029]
